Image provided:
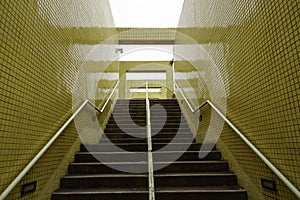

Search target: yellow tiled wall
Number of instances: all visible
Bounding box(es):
[0,1,116,199]
[175,0,299,199]
[174,60,210,135]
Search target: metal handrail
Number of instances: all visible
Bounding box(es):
[174,82,203,113]
[146,81,155,200]
[175,83,300,199]
[0,82,120,200]
[100,81,119,112]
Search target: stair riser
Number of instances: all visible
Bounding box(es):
[113,108,180,111]
[112,111,182,115]
[52,191,247,200]
[80,144,148,152]
[61,177,148,188]
[104,128,191,133]
[109,117,184,121]
[112,113,183,116]
[74,152,221,163]
[114,101,145,103]
[112,111,182,114]
[75,153,148,162]
[104,133,192,139]
[69,164,148,174]
[108,117,185,121]
[52,193,148,200]
[155,175,237,187]
[113,106,181,109]
[107,121,146,126]
[106,124,189,129]
[153,144,217,151]
[80,143,216,152]
[113,109,182,113]
[111,114,146,117]
[116,101,178,104]
[113,109,146,112]
[104,128,146,133]
[107,120,187,125]
[154,152,221,162]
[100,138,194,144]
[155,162,229,172]
[155,192,247,200]
[69,162,228,175]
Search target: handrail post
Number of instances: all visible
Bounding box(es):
[146,81,155,200]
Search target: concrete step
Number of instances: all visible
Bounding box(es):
[155,161,229,173]
[69,162,148,174]
[52,188,148,200]
[52,186,247,200]
[74,151,221,163]
[60,174,148,188]
[80,143,216,152]
[154,172,238,187]
[155,186,247,200]
[68,161,229,175]
[103,132,193,139]
[107,119,187,125]
[59,173,237,188]
[104,127,191,133]
[100,138,195,144]
[106,123,189,129]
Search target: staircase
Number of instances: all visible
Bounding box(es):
[52,99,247,200]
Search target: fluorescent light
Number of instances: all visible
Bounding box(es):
[130,88,162,93]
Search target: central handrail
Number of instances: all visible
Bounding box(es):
[0,81,120,200]
[174,82,300,199]
[146,81,155,200]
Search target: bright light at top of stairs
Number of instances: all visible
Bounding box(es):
[109,0,184,28]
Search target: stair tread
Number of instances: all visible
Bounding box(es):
[62,172,236,180]
[83,143,212,146]
[104,129,190,130]
[63,174,148,178]
[100,138,194,141]
[76,150,219,154]
[70,160,228,165]
[156,186,246,192]
[103,132,192,134]
[154,172,235,176]
[53,188,148,194]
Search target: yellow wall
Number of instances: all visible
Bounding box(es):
[174,61,210,135]
[0,1,116,199]
[175,1,299,200]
